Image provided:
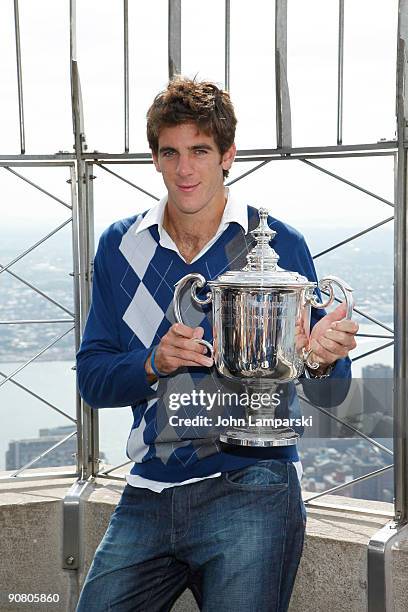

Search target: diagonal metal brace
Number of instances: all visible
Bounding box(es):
[4,166,72,209]
[11,431,77,477]
[0,218,72,275]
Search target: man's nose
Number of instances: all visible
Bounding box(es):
[176,154,194,176]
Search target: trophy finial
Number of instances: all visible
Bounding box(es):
[245,208,279,271]
[258,207,269,222]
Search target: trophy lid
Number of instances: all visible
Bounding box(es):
[209,208,316,289]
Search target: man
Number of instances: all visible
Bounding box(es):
[76,77,358,611]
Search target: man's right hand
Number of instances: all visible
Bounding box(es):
[144,323,213,382]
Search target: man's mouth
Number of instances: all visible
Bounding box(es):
[176,183,200,192]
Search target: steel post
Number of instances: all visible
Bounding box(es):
[337,0,345,145]
[74,158,98,480]
[394,0,408,526]
[70,163,83,477]
[225,0,231,90]
[275,0,292,148]
[85,162,99,475]
[124,0,129,153]
[168,0,181,78]
[71,2,98,479]
[13,0,25,154]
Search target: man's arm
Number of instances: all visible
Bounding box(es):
[77,232,213,408]
[290,233,357,373]
[144,323,213,381]
[307,302,357,376]
[76,232,157,408]
[290,234,358,406]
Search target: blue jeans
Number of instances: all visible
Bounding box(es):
[76,459,306,612]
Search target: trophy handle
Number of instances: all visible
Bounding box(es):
[173,273,214,357]
[304,275,354,370]
[307,275,354,320]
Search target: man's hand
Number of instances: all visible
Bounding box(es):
[145,323,213,382]
[308,302,358,373]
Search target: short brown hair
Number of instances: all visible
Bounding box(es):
[146,76,237,178]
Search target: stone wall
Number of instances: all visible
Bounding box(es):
[0,469,406,612]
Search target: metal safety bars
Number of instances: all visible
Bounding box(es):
[73,0,401,526]
[0,161,78,483]
[0,1,91,484]
[0,0,405,522]
[89,144,397,496]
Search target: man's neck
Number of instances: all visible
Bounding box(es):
[163,192,227,263]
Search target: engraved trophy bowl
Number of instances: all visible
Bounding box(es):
[173,208,354,447]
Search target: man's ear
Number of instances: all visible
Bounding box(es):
[152,151,161,173]
[221,143,236,173]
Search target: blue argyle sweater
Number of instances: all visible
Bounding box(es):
[76,205,351,482]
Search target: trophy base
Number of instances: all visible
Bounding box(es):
[220,427,299,447]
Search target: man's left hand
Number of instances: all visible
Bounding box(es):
[308,302,359,372]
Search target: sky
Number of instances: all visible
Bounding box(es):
[0,0,398,242]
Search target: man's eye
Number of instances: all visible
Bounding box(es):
[162,151,175,158]
[195,149,208,155]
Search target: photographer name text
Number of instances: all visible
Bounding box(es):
[168,415,313,428]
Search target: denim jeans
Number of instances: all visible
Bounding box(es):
[76,459,306,612]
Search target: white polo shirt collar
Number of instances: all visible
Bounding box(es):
[134,188,248,264]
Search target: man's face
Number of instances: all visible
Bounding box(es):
[152,123,236,216]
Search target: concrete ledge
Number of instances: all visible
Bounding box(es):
[390,531,408,612]
[0,470,79,612]
[0,468,403,611]
[290,494,394,612]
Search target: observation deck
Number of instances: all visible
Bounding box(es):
[1,467,406,612]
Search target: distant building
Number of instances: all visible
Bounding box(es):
[362,363,393,379]
[348,460,393,502]
[362,363,393,437]
[5,425,106,470]
[300,438,393,503]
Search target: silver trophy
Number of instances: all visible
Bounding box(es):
[173,208,354,447]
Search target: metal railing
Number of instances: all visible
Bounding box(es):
[0,0,404,520]
[0,159,78,482]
